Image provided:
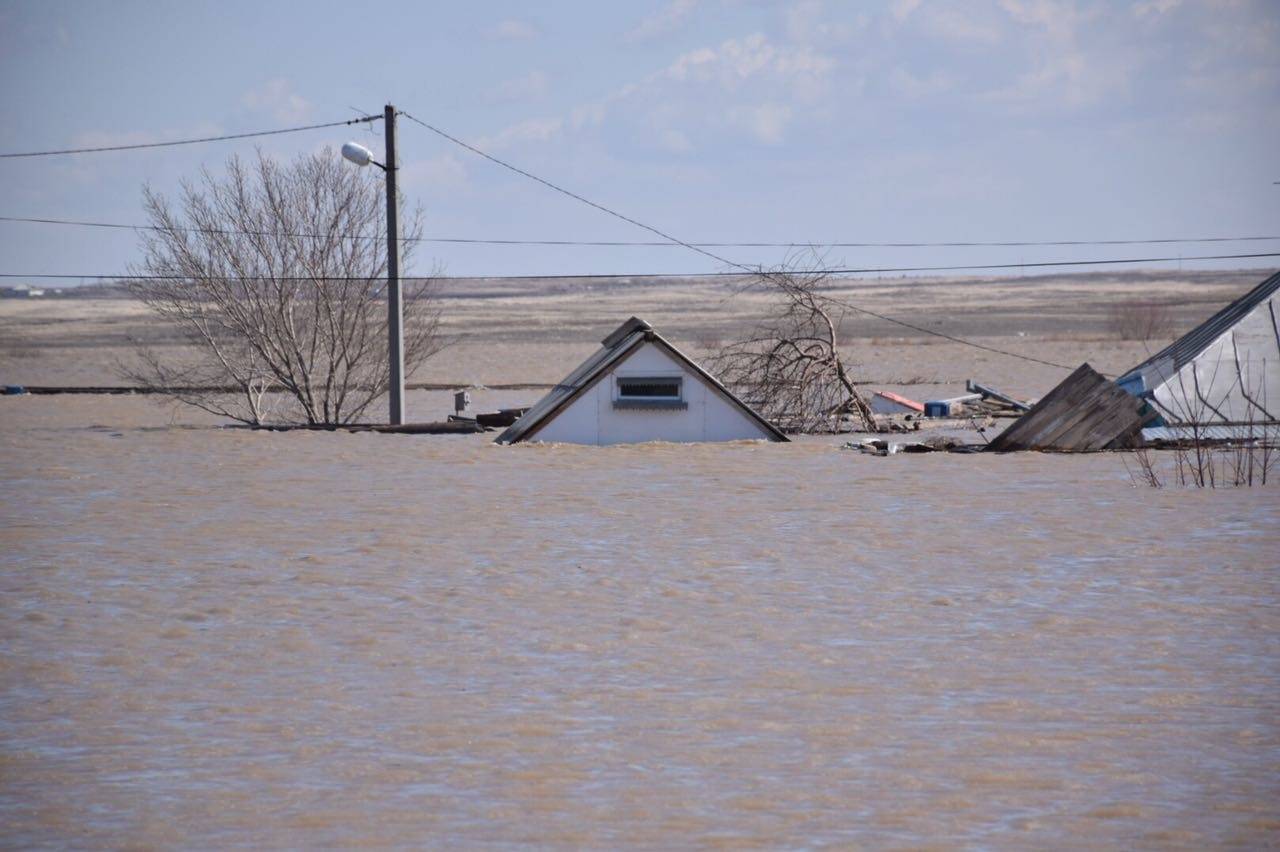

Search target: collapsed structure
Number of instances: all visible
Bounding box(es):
[1116,269,1279,426]
[988,269,1280,452]
[496,317,788,445]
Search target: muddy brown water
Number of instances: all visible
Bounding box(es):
[2,395,1278,848]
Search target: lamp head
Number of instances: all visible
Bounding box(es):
[341,142,375,167]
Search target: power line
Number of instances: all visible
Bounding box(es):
[823,252,1280,276]
[0,273,387,282]
[0,116,380,159]
[397,110,1273,373]
[0,216,387,244]
[4,251,1277,281]
[3,107,1268,373]
[3,214,1279,250]
[393,235,1280,248]
[820,293,1077,370]
[398,111,742,271]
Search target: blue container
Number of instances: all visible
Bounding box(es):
[923,401,950,418]
[4,385,27,396]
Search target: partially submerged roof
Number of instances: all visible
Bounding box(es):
[1118,269,1280,389]
[495,316,788,444]
[872,390,925,413]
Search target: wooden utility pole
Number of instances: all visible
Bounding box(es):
[384,103,404,425]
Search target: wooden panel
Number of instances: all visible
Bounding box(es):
[986,363,1146,453]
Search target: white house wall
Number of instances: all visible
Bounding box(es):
[1151,297,1280,423]
[530,342,774,445]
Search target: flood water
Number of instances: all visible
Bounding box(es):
[2,396,1279,848]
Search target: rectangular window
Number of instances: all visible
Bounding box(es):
[618,377,681,398]
[614,375,686,409]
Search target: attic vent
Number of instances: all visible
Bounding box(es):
[619,377,681,398]
[615,375,686,409]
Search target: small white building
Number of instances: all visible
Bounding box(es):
[496,317,788,445]
[870,390,925,416]
[1117,270,1279,425]
[0,284,46,298]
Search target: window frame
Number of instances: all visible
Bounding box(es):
[612,373,687,409]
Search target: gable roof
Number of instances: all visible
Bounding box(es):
[1118,269,1280,389]
[495,317,789,444]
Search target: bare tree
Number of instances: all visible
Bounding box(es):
[122,149,443,425]
[708,260,877,433]
[1108,299,1174,342]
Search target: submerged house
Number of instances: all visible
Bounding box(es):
[1116,270,1280,425]
[496,317,788,445]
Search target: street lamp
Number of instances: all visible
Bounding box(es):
[343,103,404,426]
[341,141,379,168]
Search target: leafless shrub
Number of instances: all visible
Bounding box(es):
[1127,355,1277,488]
[1109,300,1174,341]
[1124,439,1278,489]
[1121,446,1163,488]
[121,149,443,425]
[1165,432,1277,488]
[707,258,876,433]
[1167,348,1278,487]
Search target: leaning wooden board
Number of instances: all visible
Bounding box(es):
[985,363,1148,452]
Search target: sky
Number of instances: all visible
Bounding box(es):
[1,0,1278,281]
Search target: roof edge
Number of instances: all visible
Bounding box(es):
[1119,268,1280,383]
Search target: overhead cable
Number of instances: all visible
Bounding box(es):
[398,111,741,271]
[397,109,1270,372]
[0,116,380,159]
[4,251,1276,281]
[3,214,1279,250]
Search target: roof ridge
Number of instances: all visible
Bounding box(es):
[601,316,652,348]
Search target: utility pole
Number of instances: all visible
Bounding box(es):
[384,103,405,425]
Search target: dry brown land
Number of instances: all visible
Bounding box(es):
[0,268,1263,406]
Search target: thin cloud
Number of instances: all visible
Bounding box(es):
[400,154,468,190]
[487,19,538,40]
[918,5,1004,43]
[489,70,550,103]
[891,0,923,22]
[664,33,835,98]
[890,67,957,98]
[990,0,1123,107]
[1133,0,1181,17]
[241,78,312,124]
[476,117,563,151]
[657,128,693,152]
[728,103,792,144]
[627,0,697,41]
[786,1,868,44]
[545,31,838,148]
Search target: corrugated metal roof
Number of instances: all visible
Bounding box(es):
[1118,268,1280,389]
[494,317,788,444]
